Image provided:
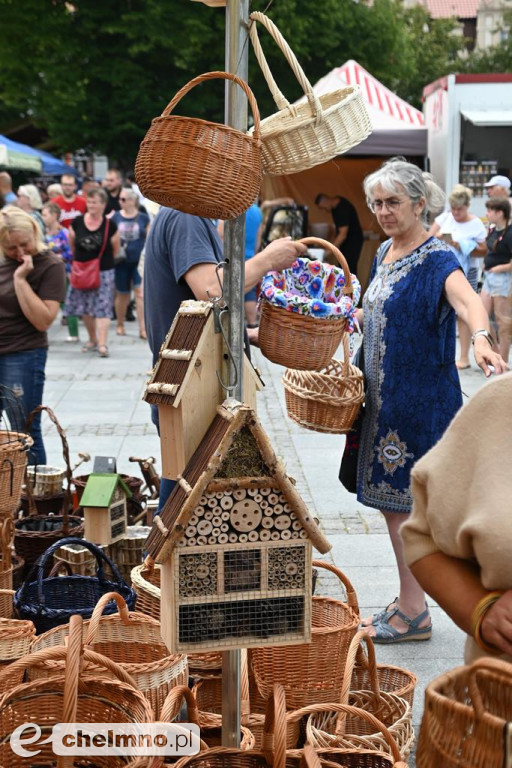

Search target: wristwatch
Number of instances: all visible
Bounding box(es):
[471,329,494,347]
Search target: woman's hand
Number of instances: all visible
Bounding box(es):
[13,254,34,280]
[480,590,512,657]
[473,336,509,377]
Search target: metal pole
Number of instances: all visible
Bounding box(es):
[221,0,249,748]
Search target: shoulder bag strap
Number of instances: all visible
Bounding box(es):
[97,218,110,260]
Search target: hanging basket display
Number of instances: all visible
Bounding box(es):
[135,71,262,220]
[248,12,371,175]
[259,238,360,371]
[283,334,364,434]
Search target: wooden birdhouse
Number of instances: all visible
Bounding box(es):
[145,400,331,654]
[143,300,264,481]
[81,473,132,545]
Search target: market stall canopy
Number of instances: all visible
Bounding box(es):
[460,108,512,126]
[294,60,427,156]
[0,134,78,176]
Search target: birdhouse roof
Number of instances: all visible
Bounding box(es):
[143,301,214,407]
[80,473,132,507]
[145,400,331,562]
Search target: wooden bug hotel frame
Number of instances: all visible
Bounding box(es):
[145,400,331,654]
[143,301,264,481]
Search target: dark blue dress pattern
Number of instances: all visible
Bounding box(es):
[356,237,463,513]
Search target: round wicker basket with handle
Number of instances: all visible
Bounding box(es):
[248,12,371,175]
[259,238,356,371]
[28,591,188,718]
[350,631,417,709]
[416,657,512,768]
[251,560,360,709]
[135,71,262,220]
[0,615,151,768]
[283,334,364,434]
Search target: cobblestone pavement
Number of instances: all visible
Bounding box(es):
[41,319,490,763]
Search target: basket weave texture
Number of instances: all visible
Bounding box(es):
[251,561,360,709]
[0,430,32,516]
[0,615,151,768]
[283,335,364,434]
[28,591,188,718]
[249,12,371,175]
[0,614,34,662]
[416,657,512,768]
[259,238,356,371]
[135,71,262,220]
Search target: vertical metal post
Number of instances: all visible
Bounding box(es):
[221,0,249,748]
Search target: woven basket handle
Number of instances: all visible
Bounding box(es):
[312,559,360,615]
[300,745,322,768]
[467,656,512,719]
[336,630,381,735]
[0,517,14,569]
[26,405,72,523]
[288,703,403,764]
[262,683,287,768]
[249,12,322,124]
[298,238,354,297]
[162,70,261,140]
[160,684,201,727]
[85,591,131,645]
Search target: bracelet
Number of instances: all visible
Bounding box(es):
[470,591,504,654]
[471,329,494,347]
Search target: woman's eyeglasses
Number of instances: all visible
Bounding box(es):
[370,198,405,213]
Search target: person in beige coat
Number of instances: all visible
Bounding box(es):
[401,371,512,662]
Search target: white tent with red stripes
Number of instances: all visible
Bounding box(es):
[304,59,427,155]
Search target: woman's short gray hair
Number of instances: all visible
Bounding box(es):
[363,157,445,222]
[17,184,43,210]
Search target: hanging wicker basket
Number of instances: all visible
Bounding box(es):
[0,430,33,517]
[283,334,364,434]
[259,238,357,371]
[251,560,360,709]
[135,71,262,220]
[29,591,188,718]
[416,657,512,768]
[248,12,371,175]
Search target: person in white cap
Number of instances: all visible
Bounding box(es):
[484,175,511,198]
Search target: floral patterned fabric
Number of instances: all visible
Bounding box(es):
[260,258,361,331]
[357,237,463,513]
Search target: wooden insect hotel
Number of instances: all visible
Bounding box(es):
[81,473,131,545]
[143,300,263,481]
[145,399,331,653]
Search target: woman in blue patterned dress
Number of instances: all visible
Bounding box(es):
[358,159,507,643]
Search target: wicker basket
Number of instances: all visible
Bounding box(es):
[0,430,33,516]
[135,71,262,220]
[131,560,161,620]
[15,406,83,571]
[416,657,512,768]
[350,632,417,709]
[26,464,65,497]
[259,239,355,371]
[0,615,151,768]
[251,560,360,709]
[0,614,35,662]
[248,12,371,176]
[283,333,364,434]
[29,591,188,718]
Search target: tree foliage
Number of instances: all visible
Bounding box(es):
[0,0,471,166]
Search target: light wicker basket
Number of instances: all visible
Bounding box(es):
[131,559,161,619]
[283,334,364,434]
[28,591,188,718]
[259,238,355,371]
[0,430,33,517]
[0,613,35,663]
[416,657,512,768]
[135,71,262,220]
[248,12,371,176]
[0,615,151,768]
[350,631,417,709]
[251,560,360,709]
[26,464,65,497]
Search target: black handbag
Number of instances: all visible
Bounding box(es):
[339,341,365,493]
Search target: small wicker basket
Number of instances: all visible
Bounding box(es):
[26,464,65,497]
[248,12,371,175]
[135,71,262,220]
[259,238,355,371]
[283,335,364,434]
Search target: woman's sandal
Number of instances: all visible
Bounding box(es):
[360,597,398,628]
[81,342,98,353]
[371,606,432,644]
[116,326,126,336]
[98,345,109,358]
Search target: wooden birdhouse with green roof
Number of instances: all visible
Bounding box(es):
[81,473,132,545]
